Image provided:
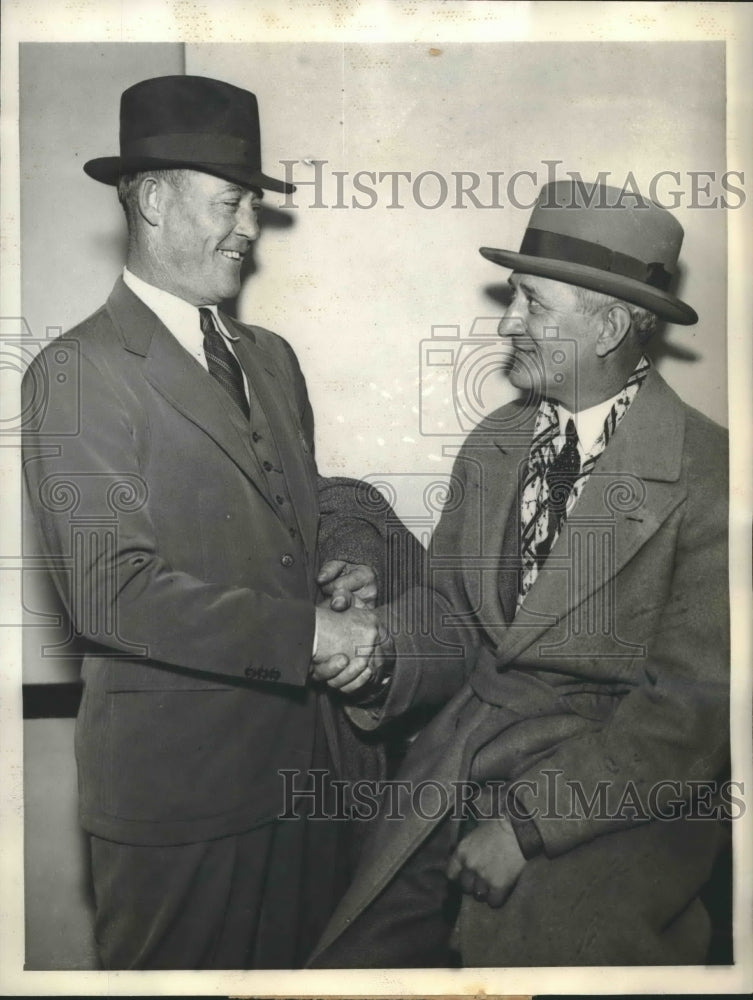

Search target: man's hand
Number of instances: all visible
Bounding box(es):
[447,818,526,908]
[317,560,377,611]
[311,604,385,693]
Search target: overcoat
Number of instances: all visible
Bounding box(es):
[311,367,730,966]
[22,278,389,847]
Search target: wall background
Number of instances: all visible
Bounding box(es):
[187,41,728,456]
[19,39,728,969]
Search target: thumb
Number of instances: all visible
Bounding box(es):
[329,592,352,612]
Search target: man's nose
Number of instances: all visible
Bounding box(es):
[497,303,524,338]
[235,203,260,240]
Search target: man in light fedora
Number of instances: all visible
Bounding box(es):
[309,180,729,967]
[22,75,399,969]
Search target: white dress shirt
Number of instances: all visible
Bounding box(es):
[554,392,623,458]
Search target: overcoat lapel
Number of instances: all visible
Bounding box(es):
[450,412,537,636]
[489,433,533,623]
[492,367,688,667]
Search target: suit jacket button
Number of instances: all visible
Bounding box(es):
[281,553,294,567]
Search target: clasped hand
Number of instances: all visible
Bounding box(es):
[311,560,387,694]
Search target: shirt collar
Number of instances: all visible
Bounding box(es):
[550,356,651,454]
[122,268,238,343]
[555,395,620,454]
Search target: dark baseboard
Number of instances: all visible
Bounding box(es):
[22,682,82,719]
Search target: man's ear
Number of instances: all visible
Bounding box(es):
[596,302,632,357]
[136,176,163,227]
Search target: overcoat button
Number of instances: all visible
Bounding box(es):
[281,553,294,567]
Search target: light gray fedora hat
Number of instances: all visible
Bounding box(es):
[480,180,697,325]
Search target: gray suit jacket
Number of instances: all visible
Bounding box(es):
[22,278,393,846]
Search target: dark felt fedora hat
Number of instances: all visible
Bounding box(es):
[480,180,697,325]
[84,75,294,193]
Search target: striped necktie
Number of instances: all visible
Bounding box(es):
[200,307,250,420]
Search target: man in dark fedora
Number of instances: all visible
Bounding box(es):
[21,75,396,969]
[309,180,730,967]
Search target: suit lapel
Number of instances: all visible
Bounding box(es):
[107,279,291,517]
[494,368,688,666]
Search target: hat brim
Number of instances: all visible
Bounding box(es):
[83,156,295,194]
[479,247,697,326]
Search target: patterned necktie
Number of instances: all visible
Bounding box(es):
[199,307,250,420]
[517,355,651,610]
[538,417,581,562]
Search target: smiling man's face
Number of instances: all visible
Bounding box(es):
[154,170,261,306]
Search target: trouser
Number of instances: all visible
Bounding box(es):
[89,705,352,970]
[91,810,350,970]
[312,815,461,969]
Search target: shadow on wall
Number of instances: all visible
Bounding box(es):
[221,201,297,314]
[87,228,129,273]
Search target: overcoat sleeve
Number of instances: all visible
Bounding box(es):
[347,445,484,731]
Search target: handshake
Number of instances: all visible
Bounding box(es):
[311,560,393,695]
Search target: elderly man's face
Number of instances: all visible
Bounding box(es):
[154,171,261,306]
[498,272,603,409]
